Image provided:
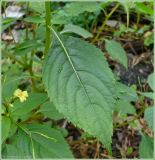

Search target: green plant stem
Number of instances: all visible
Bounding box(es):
[24,2,29,67]
[44,1,51,55]
[92,3,120,43]
[26,2,29,40]
[25,10,36,91]
[29,23,37,91]
[136,13,140,28]
[114,105,146,128]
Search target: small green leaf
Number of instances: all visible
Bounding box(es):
[64,2,101,16]
[52,13,71,25]
[144,34,153,46]
[2,80,18,102]
[2,65,22,102]
[127,147,133,155]
[139,134,153,158]
[135,3,153,16]
[105,39,128,68]
[2,116,11,143]
[144,107,154,131]
[2,18,17,32]
[115,100,136,115]
[115,82,138,102]
[14,40,43,55]
[61,24,93,39]
[38,101,64,120]
[24,16,45,24]
[140,92,153,100]
[11,93,48,121]
[147,73,154,91]
[29,2,45,14]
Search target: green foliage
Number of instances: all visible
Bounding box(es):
[2,65,24,102]
[135,2,153,16]
[2,116,11,143]
[139,134,153,158]
[144,33,153,46]
[120,2,132,28]
[140,72,154,99]
[14,40,44,55]
[140,92,153,100]
[144,107,154,131]
[114,82,138,102]
[61,24,93,38]
[52,2,102,26]
[10,93,48,121]
[2,1,154,159]
[3,125,73,158]
[81,132,93,140]
[43,30,116,151]
[37,102,64,120]
[147,72,153,90]
[2,18,17,33]
[24,16,45,24]
[105,40,128,68]
[115,100,136,116]
[63,2,102,16]
[127,147,133,155]
[29,2,45,14]
[2,78,19,102]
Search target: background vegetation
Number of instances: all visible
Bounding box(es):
[1,1,154,159]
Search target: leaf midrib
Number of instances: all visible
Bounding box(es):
[51,28,92,104]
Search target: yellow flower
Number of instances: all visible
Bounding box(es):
[14,89,28,102]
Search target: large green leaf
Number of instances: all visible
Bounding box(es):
[105,39,128,68]
[43,30,116,151]
[139,134,153,158]
[2,116,11,143]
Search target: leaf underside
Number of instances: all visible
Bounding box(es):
[43,31,116,150]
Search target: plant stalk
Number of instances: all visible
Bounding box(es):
[44,1,51,55]
[26,2,29,40]
[92,3,120,43]
[29,24,37,91]
[114,105,146,128]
